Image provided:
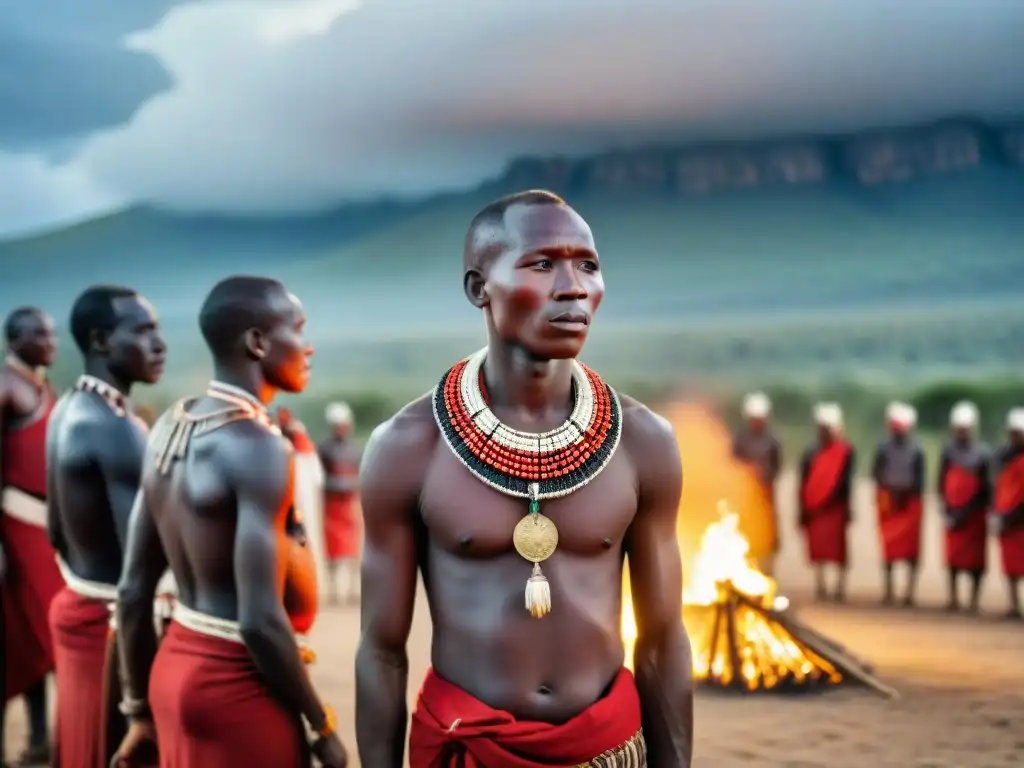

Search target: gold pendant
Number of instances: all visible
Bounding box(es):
[512,513,559,563]
[514,483,557,618]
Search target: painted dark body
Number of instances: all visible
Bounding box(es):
[356,196,692,767]
[115,280,346,767]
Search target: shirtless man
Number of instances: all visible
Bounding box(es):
[318,402,362,605]
[46,285,166,768]
[115,276,346,767]
[1,307,61,766]
[357,190,693,767]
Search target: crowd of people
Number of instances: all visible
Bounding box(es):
[1,190,694,767]
[732,393,1024,616]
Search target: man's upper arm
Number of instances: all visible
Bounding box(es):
[227,427,293,634]
[95,418,148,549]
[626,407,684,642]
[359,411,430,656]
[118,485,168,601]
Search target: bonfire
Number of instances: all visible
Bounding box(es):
[622,501,895,695]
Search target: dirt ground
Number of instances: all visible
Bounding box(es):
[5,475,1024,766]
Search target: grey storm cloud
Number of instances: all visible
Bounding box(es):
[0,0,176,151]
[1,0,1023,237]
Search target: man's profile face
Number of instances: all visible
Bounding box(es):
[482,203,604,360]
[107,296,166,385]
[261,289,313,395]
[952,426,971,443]
[14,311,57,368]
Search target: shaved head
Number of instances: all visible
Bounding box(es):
[463,189,567,275]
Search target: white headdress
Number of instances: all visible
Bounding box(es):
[1007,408,1024,433]
[742,391,771,419]
[325,401,353,427]
[949,400,979,429]
[813,402,843,431]
[886,401,917,429]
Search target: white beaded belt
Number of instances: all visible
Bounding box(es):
[56,555,118,602]
[2,486,47,528]
[171,602,311,654]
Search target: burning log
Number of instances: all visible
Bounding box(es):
[683,582,898,698]
[622,501,898,699]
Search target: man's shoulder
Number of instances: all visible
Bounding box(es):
[618,395,679,479]
[618,394,674,448]
[365,393,438,462]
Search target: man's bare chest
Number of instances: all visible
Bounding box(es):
[420,447,638,559]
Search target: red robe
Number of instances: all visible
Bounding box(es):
[150,621,311,768]
[940,456,988,572]
[1,394,64,703]
[799,439,853,565]
[994,452,1024,578]
[409,667,644,768]
[324,485,360,560]
[49,580,122,768]
[876,489,924,563]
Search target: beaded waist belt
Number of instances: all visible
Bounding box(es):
[576,729,646,768]
[2,486,47,528]
[171,602,315,663]
[56,555,118,602]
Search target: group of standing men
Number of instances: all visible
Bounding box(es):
[733,393,1024,616]
[3,189,696,767]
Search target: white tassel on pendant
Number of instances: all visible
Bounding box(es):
[525,562,551,618]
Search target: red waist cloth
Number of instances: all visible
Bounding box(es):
[323,492,360,559]
[409,667,642,768]
[876,489,924,563]
[49,587,123,768]
[803,501,849,565]
[2,513,63,702]
[150,621,309,768]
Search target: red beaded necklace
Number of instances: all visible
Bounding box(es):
[433,347,622,500]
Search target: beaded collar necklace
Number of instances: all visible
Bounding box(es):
[75,375,127,417]
[433,347,622,618]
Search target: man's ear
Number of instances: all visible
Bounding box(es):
[88,328,111,355]
[243,328,267,360]
[463,269,488,309]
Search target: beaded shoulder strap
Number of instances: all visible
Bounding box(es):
[149,396,276,476]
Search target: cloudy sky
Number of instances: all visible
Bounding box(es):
[1,0,1022,238]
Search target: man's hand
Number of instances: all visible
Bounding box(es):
[311,732,348,768]
[113,719,158,767]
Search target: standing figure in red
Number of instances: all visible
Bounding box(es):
[0,307,61,766]
[46,285,166,768]
[873,401,926,607]
[937,401,991,613]
[991,408,1024,619]
[317,402,362,605]
[798,403,855,602]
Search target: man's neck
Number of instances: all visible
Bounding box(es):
[84,358,131,396]
[5,352,45,385]
[211,363,275,406]
[482,343,575,420]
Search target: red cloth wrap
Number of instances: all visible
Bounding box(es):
[323,492,360,559]
[876,489,924,563]
[2,401,63,702]
[49,587,122,768]
[942,465,987,571]
[149,621,309,767]
[409,667,642,768]
[800,441,851,565]
[994,454,1024,577]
